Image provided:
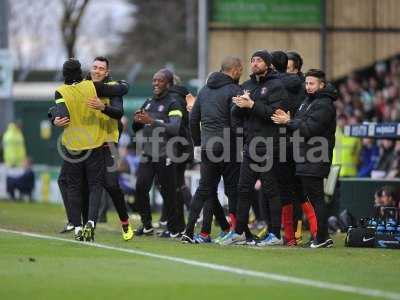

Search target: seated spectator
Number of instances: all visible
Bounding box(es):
[6,157,35,201]
[357,138,380,177]
[333,114,361,177]
[374,186,397,218]
[385,141,400,179]
[371,139,396,178]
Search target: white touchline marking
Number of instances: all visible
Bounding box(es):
[1,228,399,300]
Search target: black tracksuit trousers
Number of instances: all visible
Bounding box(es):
[63,147,105,227]
[300,176,329,242]
[236,149,281,237]
[185,150,238,238]
[59,145,129,225]
[135,156,181,233]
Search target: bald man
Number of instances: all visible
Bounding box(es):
[181,57,243,244]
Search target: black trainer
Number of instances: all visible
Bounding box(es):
[181,234,195,244]
[134,226,154,236]
[158,230,172,238]
[158,230,182,238]
[310,238,334,248]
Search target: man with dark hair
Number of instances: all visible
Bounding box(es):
[221,50,289,245]
[272,68,337,248]
[53,58,129,241]
[284,50,316,245]
[132,69,183,238]
[86,56,133,240]
[93,56,110,68]
[181,56,243,244]
[271,50,315,246]
[271,51,288,73]
[286,51,303,76]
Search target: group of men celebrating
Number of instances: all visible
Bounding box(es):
[51,48,337,248]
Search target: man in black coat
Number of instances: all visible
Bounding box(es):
[271,51,313,246]
[221,50,289,246]
[272,69,337,248]
[181,56,243,244]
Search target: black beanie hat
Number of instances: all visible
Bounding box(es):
[62,58,82,79]
[158,68,174,85]
[251,50,272,66]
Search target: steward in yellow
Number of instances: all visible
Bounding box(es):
[333,124,361,177]
[2,122,27,167]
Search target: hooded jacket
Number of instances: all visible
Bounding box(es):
[278,72,305,116]
[190,72,242,152]
[287,84,338,178]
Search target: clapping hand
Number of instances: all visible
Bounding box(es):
[271,109,291,124]
[232,90,254,108]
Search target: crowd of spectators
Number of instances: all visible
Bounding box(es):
[334,56,400,178]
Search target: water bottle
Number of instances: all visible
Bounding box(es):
[377,222,386,234]
[386,219,396,234]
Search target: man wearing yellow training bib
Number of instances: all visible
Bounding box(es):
[54,58,129,242]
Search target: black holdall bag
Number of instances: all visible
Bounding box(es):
[345,227,376,248]
[345,207,400,249]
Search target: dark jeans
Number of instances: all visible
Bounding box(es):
[300,176,329,242]
[185,150,238,238]
[236,149,280,236]
[135,156,181,233]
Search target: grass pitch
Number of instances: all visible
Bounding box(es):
[0,200,400,300]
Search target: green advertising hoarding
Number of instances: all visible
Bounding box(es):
[211,0,321,26]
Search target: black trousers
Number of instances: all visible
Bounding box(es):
[63,147,105,227]
[135,156,181,233]
[102,146,129,222]
[58,162,89,224]
[185,150,238,238]
[276,147,305,231]
[300,176,329,242]
[176,161,192,210]
[200,193,230,235]
[59,145,129,225]
[236,149,281,236]
[158,161,188,230]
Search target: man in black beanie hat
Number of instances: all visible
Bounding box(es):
[221,49,289,246]
[53,58,130,242]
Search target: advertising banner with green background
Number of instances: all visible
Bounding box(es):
[211,0,321,26]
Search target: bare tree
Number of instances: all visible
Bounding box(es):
[115,0,198,69]
[9,0,57,70]
[60,0,91,58]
